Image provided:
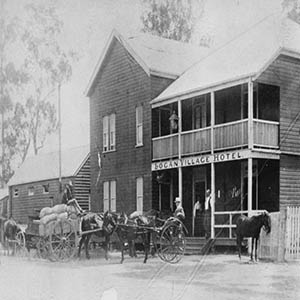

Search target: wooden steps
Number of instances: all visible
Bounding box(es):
[185,237,236,255]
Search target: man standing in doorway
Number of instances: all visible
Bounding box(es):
[174,197,185,222]
[204,189,212,239]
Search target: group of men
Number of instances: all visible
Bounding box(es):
[175,189,213,239]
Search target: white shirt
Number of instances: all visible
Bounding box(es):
[205,194,212,210]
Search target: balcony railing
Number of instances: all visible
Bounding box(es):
[253,119,279,149]
[152,134,178,160]
[152,119,279,161]
[181,128,211,156]
[214,119,248,151]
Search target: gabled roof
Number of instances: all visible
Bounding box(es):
[85,29,211,97]
[8,145,90,186]
[152,15,300,104]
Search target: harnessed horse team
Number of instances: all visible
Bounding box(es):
[0,182,271,262]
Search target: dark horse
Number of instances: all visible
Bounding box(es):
[103,211,155,263]
[77,212,113,260]
[1,218,22,255]
[236,211,271,261]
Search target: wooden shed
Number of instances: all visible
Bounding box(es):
[7,145,90,224]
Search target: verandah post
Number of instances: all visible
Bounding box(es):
[178,98,182,202]
[211,91,215,239]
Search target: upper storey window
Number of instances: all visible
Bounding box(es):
[103,113,116,152]
[136,106,143,146]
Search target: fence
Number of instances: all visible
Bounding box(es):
[285,206,300,260]
[259,207,300,261]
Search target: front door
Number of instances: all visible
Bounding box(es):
[193,180,206,236]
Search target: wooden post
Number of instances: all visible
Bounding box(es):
[58,83,62,192]
[178,99,183,201]
[248,79,254,150]
[211,91,215,239]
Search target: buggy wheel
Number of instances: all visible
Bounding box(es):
[158,222,186,264]
[49,219,78,262]
[15,231,27,256]
[36,237,50,260]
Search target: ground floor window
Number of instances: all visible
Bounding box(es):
[136,177,143,212]
[103,180,116,212]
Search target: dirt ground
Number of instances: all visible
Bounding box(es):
[0,249,299,300]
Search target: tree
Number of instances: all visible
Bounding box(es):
[17,2,76,157]
[282,0,300,23]
[141,0,202,43]
[0,0,28,186]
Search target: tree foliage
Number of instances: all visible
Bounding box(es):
[282,0,300,23]
[141,0,201,42]
[0,1,29,186]
[0,1,76,185]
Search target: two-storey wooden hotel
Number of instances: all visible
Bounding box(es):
[87,15,300,242]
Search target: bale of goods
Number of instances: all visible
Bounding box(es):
[39,207,52,218]
[67,205,77,214]
[40,213,57,225]
[69,213,78,220]
[57,212,68,221]
[51,204,67,214]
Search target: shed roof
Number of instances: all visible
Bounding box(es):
[153,15,300,104]
[8,145,90,186]
[85,29,211,96]
[0,188,8,201]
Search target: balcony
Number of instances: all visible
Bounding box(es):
[152,119,279,161]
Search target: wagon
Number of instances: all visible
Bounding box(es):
[155,217,187,263]
[113,214,187,264]
[21,206,103,262]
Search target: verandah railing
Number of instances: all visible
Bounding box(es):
[214,210,266,239]
[152,119,279,161]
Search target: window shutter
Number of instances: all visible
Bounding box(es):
[110,113,116,150]
[136,106,143,145]
[110,180,116,212]
[103,181,109,212]
[136,177,143,212]
[103,116,109,151]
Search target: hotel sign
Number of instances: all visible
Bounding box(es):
[151,149,251,171]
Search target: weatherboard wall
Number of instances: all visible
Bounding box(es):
[89,37,174,213]
[258,54,300,208]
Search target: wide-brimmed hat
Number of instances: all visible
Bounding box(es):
[174,197,181,203]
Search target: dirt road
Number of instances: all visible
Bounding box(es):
[0,251,299,300]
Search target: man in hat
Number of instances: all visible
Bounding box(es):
[174,197,185,221]
[62,181,85,215]
[204,189,212,239]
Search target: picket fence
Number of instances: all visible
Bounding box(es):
[285,206,300,260]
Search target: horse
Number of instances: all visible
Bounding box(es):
[77,212,113,260]
[235,211,271,261]
[2,218,22,255]
[103,211,154,264]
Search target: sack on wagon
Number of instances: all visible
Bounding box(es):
[51,204,67,215]
[39,207,52,218]
[40,213,57,225]
[67,205,77,215]
[57,212,68,221]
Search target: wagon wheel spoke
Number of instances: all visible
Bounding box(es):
[15,231,27,257]
[49,220,77,262]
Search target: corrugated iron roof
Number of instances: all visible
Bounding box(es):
[126,32,211,77]
[153,15,300,104]
[85,29,211,96]
[8,145,90,186]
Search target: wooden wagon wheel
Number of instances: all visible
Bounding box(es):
[49,219,78,262]
[158,221,186,264]
[15,231,27,256]
[36,237,51,260]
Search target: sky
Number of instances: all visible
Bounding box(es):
[6,0,285,156]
